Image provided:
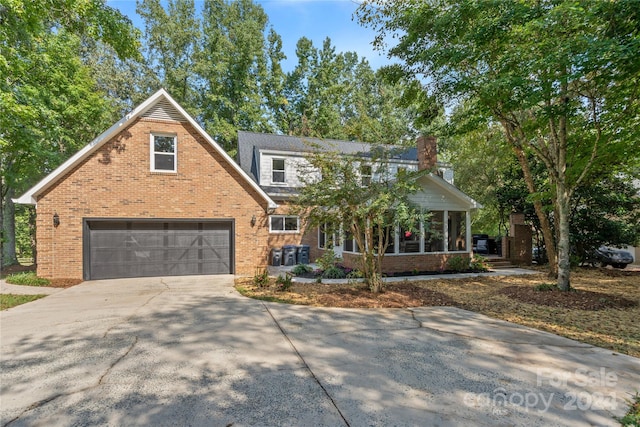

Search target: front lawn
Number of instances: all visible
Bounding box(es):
[236,267,640,357]
[0,294,47,310]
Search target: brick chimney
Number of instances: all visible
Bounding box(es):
[416,135,437,171]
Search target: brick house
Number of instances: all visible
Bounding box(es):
[16,90,480,280]
[237,131,481,274]
[15,90,278,280]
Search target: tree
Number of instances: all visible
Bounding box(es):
[282,36,419,144]
[293,145,427,293]
[80,38,156,121]
[358,0,640,290]
[137,0,200,109]
[0,0,140,267]
[435,108,515,237]
[571,173,640,263]
[198,0,274,154]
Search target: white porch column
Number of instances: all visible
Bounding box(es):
[394,223,400,254]
[466,210,472,253]
[419,217,425,253]
[443,210,449,253]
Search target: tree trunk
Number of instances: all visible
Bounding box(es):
[556,183,572,291]
[2,188,19,267]
[512,145,557,277]
[29,206,37,267]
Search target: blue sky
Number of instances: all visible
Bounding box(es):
[106,0,392,71]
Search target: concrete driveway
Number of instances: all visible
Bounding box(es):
[1,276,638,426]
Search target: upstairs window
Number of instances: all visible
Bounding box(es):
[151,134,177,172]
[360,164,372,186]
[272,158,285,183]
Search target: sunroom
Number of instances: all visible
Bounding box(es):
[316,174,480,274]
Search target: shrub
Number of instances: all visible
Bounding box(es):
[5,272,50,287]
[470,255,489,271]
[447,256,469,272]
[291,264,312,276]
[316,248,341,271]
[346,269,364,279]
[252,268,269,287]
[534,283,556,292]
[322,266,346,279]
[275,274,293,292]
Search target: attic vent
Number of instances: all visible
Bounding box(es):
[141,99,185,122]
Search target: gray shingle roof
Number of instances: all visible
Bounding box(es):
[237,131,418,182]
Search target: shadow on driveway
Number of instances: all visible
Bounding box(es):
[1,275,638,426]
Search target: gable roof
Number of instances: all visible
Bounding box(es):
[14,90,278,210]
[237,131,418,181]
[237,131,480,210]
[417,174,483,210]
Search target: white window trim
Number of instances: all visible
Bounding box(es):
[271,157,286,185]
[150,133,177,173]
[318,223,342,249]
[269,215,300,233]
[340,210,471,255]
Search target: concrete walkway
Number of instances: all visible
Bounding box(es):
[269,264,540,284]
[1,275,638,426]
[0,279,64,295]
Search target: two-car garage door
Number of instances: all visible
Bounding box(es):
[84,220,234,280]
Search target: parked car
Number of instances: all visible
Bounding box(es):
[589,246,634,269]
[532,246,547,264]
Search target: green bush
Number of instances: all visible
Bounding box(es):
[252,268,269,287]
[446,256,469,272]
[322,266,346,279]
[291,264,312,276]
[275,274,293,292]
[470,255,489,271]
[316,248,341,271]
[5,272,50,287]
[346,270,364,279]
[534,283,556,292]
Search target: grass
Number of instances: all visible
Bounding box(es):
[618,393,640,426]
[5,271,51,286]
[0,294,47,310]
[235,285,298,305]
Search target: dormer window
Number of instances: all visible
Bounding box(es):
[272,158,285,183]
[151,134,177,172]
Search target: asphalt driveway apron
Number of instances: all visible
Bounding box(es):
[1,276,639,426]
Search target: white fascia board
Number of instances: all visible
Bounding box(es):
[425,174,483,209]
[13,90,168,205]
[14,89,278,210]
[164,96,278,210]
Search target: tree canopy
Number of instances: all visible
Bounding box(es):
[357,0,640,290]
[0,0,141,266]
[293,146,428,293]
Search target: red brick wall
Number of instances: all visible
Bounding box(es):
[341,252,470,274]
[36,118,271,279]
[263,202,322,265]
[416,135,437,171]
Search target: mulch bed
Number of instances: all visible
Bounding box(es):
[314,283,457,308]
[499,285,637,310]
[47,278,83,288]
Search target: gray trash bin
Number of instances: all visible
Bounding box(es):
[270,247,283,266]
[282,245,297,266]
[297,245,310,264]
